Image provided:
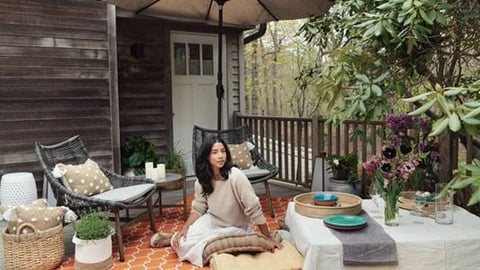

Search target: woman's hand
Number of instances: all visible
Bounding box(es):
[266,236,283,252]
[172,229,187,249]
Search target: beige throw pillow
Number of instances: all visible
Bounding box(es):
[228,142,253,169]
[57,158,113,196]
[7,206,65,234]
[210,241,303,270]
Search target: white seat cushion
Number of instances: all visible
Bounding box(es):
[241,166,270,179]
[91,184,154,203]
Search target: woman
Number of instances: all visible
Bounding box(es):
[151,136,282,266]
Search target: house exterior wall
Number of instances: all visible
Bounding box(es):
[0,0,245,194]
[116,16,244,161]
[0,0,113,196]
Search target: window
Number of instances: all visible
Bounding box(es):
[174,42,214,76]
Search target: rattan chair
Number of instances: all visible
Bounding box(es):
[192,125,278,217]
[35,135,157,262]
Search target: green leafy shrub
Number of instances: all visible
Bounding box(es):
[73,212,113,240]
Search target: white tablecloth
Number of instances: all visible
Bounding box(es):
[285,200,480,270]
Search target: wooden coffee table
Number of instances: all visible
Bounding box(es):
[154,173,187,220]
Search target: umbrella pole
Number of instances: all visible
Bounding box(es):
[216,0,227,130]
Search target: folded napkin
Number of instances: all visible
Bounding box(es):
[328,211,398,266]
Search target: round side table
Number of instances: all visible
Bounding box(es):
[1,172,38,206]
[154,173,187,220]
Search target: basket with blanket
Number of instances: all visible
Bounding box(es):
[0,198,76,270]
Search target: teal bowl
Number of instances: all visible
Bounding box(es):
[313,193,338,206]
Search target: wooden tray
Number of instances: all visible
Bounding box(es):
[294,192,362,219]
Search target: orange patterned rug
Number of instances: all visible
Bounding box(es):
[59,196,291,270]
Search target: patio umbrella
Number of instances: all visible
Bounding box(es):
[104,0,333,129]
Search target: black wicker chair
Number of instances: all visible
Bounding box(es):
[192,125,278,217]
[35,135,157,262]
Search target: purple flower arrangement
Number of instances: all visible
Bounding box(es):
[363,114,442,193]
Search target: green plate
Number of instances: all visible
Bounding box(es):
[324,215,367,227]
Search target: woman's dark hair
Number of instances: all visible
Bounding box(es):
[195,136,233,196]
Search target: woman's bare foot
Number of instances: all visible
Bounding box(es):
[150,232,173,248]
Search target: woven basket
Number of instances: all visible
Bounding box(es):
[398,191,435,216]
[2,223,64,270]
[294,192,362,219]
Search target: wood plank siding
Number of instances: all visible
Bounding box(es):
[116,17,171,162]
[0,0,245,195]
[0,0,112,196]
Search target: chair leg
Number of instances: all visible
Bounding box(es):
[264,181,275,218]
[146,196,157,233]
[182,177,188,220]
[114,211,125,262]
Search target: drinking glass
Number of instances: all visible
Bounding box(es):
[435,183,454,224]
[412,195,426,224]
[369,183,382,218]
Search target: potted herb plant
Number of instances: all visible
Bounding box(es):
[121,136,159,176]
[162,145,186,190]
[72,212,114,269]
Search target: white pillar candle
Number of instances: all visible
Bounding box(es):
[145,162,154,179]
[157,163,166,179]
[151,167,159,181]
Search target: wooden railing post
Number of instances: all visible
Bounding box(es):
[312,116,320,158]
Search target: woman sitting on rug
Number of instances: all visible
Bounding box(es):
[150,136,282,266]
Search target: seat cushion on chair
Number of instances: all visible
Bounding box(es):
[241,166,270,179]
[228,142,253,169]
[55,158,114,196]
[91,183,154,203]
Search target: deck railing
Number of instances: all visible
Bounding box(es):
[233,113,473,188]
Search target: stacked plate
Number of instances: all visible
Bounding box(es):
[312,193,338,206]
[323,215,367,231]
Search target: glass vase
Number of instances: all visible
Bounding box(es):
[384,193,399,226]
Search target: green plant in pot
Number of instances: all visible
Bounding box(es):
[326,152,358,184]
[165,145,186,176]
[72,212,114,269]
[121,136,159,175]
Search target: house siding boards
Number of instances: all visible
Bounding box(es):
[0,1,245,195]
[116,17,171,160]
[0,0,112,196]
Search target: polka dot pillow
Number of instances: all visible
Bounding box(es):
[228,142,253,169]
[7,206,65,234]
[56,158,113,196]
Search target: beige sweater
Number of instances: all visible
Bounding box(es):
[191,167,266,228]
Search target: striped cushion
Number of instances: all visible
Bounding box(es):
[203,233,270,264]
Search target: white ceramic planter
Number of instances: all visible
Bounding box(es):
[72,235,112,264]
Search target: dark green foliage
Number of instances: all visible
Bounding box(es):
[121,136,159,175]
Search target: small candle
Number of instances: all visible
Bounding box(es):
[145,162,154,179]
[151,167,159,181]
[157,163,166,179]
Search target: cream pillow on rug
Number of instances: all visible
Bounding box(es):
[228,142,253,169]
[56,158,113,196]
[210,241,303,270]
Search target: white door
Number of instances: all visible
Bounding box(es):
[171,32,226,176]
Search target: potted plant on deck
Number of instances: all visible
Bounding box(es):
[162,145,187,190]
[121,136,159,176]
[326,152,361,194]
[72,212,115,269]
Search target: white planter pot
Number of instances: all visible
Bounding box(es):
[72,235,113,265]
